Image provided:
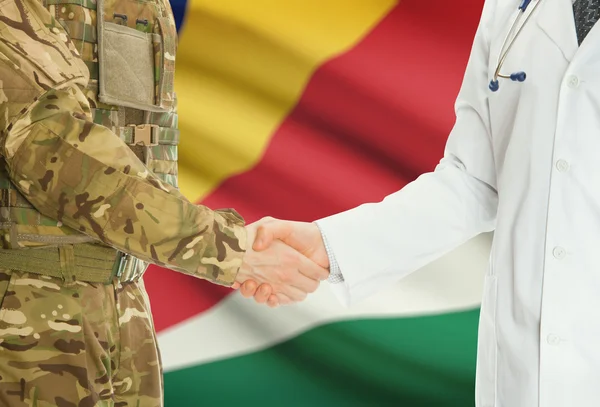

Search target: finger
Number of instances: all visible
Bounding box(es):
[240,280,258,298]
[296,253,330,283]
[253,283,273,304]
[275,293,294,306]
[288,271,320,295]
[277,283,308,303]
[253,225,274,251]
[267,294,280,308]
[253,221,292,251]
[272,248,323,294]
[231,282,241,290]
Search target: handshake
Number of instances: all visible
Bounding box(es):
[232,217,330,308]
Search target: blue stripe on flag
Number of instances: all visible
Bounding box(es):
[169,0,187,32]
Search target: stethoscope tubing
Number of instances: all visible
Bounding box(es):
[490,0,543,91]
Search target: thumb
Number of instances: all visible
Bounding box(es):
[253,221,291,251]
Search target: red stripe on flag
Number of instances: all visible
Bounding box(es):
[146,0,484,333]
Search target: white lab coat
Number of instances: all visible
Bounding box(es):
[317,0,600,405]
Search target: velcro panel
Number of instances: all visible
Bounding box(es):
[99,22,155,108]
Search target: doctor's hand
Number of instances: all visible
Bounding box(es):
[237,217,330,307]
[233,220,329,305]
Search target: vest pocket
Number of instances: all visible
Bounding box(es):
[96,0,177,113]
[98,21,157,110]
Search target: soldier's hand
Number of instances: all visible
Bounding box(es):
[234,221,329,306]
[237,217,330,307]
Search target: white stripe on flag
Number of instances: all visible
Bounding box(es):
[158,233,492,372]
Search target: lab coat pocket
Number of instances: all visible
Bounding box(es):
[475,273,498,407]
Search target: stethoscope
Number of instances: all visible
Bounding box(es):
[489,0,543,91]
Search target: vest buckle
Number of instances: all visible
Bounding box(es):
[128,124,159,146]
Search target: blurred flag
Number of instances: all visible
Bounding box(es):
[144,0,491,405]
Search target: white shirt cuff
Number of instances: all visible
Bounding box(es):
[314,221,344,284]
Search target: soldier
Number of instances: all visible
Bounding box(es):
[0,0,329,405]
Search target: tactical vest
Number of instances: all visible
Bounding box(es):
[0,0,179,283]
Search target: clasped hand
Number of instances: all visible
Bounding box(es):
[234,217,329,307]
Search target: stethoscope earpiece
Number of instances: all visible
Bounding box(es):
[489,80,500,92]
[510,71,527,82]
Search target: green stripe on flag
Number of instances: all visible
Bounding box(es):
[164,308,479,407]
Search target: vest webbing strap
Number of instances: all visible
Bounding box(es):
[0,244,119,284]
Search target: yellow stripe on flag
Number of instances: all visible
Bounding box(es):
[175,0,397,201]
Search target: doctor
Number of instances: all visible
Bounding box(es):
[237,0,600,405]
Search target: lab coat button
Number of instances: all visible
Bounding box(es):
[556,159,569,172]
[547,334,561,346]
[567,75,579,88]
[553,246,566,259]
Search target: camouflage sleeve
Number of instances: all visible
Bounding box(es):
[0,0,246,286]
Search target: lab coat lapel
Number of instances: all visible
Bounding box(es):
[536,0,578,61]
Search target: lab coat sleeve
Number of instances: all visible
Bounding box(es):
[316,0,499,306]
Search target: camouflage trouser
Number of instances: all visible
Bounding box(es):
[0,269,163,407]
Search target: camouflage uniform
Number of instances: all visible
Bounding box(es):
[0,0,247,404]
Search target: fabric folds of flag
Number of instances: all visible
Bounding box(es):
[144,0,490,405]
